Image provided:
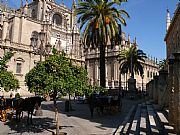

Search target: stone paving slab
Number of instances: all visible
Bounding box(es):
[157,112,168,124]
[115,105,135,135]
[129,104,141,135]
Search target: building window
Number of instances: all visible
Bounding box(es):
[14,57,24,75]
[147,71,149,78]
[31,9,37,20]
[16,63,22,74]
[0,25,2,39]
[150,72,152,78]
[53,13,62,26]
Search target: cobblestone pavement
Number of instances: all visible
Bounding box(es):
[0,95,144,135]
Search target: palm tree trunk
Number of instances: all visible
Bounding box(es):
[126,73,128,91]
[100,43,106,88]
[68,93,72,111]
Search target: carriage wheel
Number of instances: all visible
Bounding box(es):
[1,110,7,122]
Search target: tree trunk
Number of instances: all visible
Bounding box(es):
[119,70,121,96]
[100,44,106,88]
[68,93,72,111]
[54,90,59,135]
[126,73,128,91]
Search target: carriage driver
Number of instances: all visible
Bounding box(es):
[0,96,5,107]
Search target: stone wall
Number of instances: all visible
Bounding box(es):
[146,70,168,109]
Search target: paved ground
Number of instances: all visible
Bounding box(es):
[0,95,144,135]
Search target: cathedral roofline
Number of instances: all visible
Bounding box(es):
[164,2,180,41]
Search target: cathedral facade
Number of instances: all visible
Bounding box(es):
[84,32,159,91]
[0,0,84,96]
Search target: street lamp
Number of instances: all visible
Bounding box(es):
[45,42,52,56]
[39,31,45,62]
[30,31,51,116]
[30,30,52,62]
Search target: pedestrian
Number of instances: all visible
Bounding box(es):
[10,93,13,99]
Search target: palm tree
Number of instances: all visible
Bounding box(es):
[158,59,167,70]
[76,0,129,87]
[118,46,147,79]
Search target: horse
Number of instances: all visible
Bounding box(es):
[14,96,43,124]
[88,93,122,118]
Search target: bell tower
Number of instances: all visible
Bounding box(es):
[166,9,171,32]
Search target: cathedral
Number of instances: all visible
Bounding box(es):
[84,32,159,91]
[0,0,159,97]
[0,0,84,96]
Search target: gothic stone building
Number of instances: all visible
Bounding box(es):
[84,32,159,91]
[0,0,84,96]
[164,2,180,133]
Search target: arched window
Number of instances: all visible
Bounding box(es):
[9,24,13,40]
[147,71,149,78]
[150,72,152,78]
[0,25,2,39]
[31,9,37,20]
[52,13,62,26]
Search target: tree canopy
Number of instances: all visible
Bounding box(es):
[25,51,94,97]
[76,0,129,88]
[118,46,147,78]
[0,52,19,91]
[76,0,129,48]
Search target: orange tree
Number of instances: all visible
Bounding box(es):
[0,52,19,92]
[25,49,105,134]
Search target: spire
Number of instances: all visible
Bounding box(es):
[71,0,77,29]
[127,34,131,45]
[166,8,171,31]
[25,0,28,7]
[20,0,23,14]
[61,0,64,5]
[72,0,76,10]
[133,37,137,48]
[134,37,137,44]
[24,0,29,15]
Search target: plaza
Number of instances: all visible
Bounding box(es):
[0,95,175,135]
[0,0,180,135]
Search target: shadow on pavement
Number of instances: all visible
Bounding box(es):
[41,95,144,130]
[4,116,55,134]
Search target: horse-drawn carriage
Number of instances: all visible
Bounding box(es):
[0,96,43,123]
[0,97,14,122]
[88,90,122,118]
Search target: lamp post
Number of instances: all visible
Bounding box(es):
[30,30,51,62]
[142,74,144,97]
[39,31,45,62]
[119,67,121,97]
[30,30,51,116]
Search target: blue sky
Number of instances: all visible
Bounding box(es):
[6,0,179,60]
